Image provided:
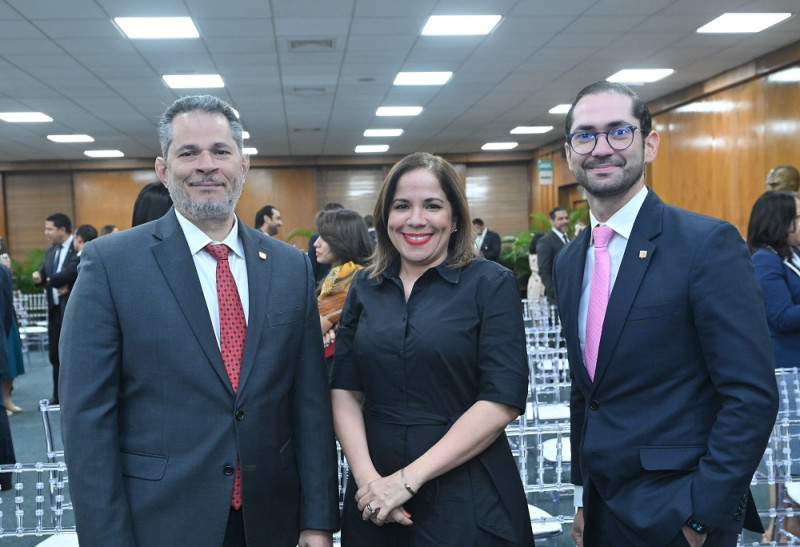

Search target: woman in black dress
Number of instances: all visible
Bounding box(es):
[331,152,533,546]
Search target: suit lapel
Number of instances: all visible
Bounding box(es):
[151,211,231,390]
[559,227,592,385]
[237,224,271,393]
[592,191,663,386]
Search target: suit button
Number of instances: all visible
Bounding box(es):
[589,400,600,411]
[235,410,245,421]
[223,465,235,476]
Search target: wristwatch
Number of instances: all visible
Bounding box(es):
[685,517,713,534]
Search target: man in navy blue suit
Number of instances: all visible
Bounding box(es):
[554,82,778,546]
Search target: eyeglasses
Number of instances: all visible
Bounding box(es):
[566,125,638,155]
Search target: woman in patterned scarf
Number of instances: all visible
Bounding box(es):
[314,208,373,367]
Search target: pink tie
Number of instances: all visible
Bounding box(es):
[204,243,246,509]
[584,225,614,381]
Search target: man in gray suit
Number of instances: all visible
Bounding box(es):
[60,95,338,546]
[536,206,570,305]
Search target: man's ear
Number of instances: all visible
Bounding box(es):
[155,157,169,185]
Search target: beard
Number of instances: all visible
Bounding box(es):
[574,156,645,198]
[167,169,244,222]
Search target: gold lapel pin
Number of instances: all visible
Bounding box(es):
[258,251,267,260]
[639,250,648,259]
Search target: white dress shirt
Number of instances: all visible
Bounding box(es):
[174,211,250,348]
[574,186,648,508]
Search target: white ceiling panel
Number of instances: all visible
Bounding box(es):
[0,0,796,161]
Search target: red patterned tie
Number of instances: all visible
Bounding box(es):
[204,243,246,509]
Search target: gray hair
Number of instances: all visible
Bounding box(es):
[157,95,243,158]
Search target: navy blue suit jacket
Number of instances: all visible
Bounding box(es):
[752,247,800,367]
[554,190,778,541]
[60,210,339,546]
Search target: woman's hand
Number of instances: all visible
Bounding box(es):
[355,473,414,527]
[320,315,333,337]
[323,327,336,346]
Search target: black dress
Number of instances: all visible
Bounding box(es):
[331,259,534,546]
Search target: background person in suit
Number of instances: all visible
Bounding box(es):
[32,212,78,404]
[536,206,570,305]
[553,81,778,546]
[60,95,338,547]
[254,204,283,236]
[471,217,501,262]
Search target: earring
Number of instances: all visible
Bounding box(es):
[451,227,457,233]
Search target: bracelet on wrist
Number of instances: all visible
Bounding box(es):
[400,467,417,496]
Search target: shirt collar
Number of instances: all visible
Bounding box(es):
[61,235,73,250]
[588,186,648,241]
[383,258,460,285]
[174,210,243,258]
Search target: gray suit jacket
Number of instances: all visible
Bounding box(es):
[60,210,339,546]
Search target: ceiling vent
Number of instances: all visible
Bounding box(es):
[288,39,335,51]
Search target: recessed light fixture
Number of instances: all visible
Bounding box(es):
[421,15,502,36]
[243,147,258,155]
[510,126,553,134]
[481,142,518,151]
[769,67,800,82]
[84,150,124,158]
[675,101,733,113]
[364,129,403,137]
[162,74,224,89]
[697,13,791,33]
[0,112,53,122]
[607,69,674,84]
[48,134,94,143]
[114,17,199,39]
[549,105,571,114]
[242,131,250,139]
[355,145,390,153]
[376,106,423,117]
[394,72,453,86]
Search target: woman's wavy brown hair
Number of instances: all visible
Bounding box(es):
[366,152,476,280]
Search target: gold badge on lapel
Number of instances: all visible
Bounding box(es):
[258,251,267,260]
[639,250,648,259]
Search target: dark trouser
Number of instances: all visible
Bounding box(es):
[223,507,245,547]
[0,403,16,491]
[584,499,738,547]
[47,306,62,402]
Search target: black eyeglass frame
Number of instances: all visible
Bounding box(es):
[566,125,639,155]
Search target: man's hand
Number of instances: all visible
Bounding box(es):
[298,529,333,547]
[572,507,584,547]
[681,525,707,547]
[32,271,42,284]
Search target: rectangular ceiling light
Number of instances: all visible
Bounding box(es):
[394,72,453,86]
[376,106,423,117]
[48,134,94,143]
[0,112,53,122]
[364,129,403,137]
[422,15,501,36]
[243,147,258,155]
[481,142,518,151]
[549,104,571,114]
[697,13,791,33]
[242,131,250,139]
[114,17,199,39]
[84,150,124,158]
[769,67,800,82]
[607,69,674,83]
[510,126,553,134]
[162,74,224,88]
[355,145,390,153]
